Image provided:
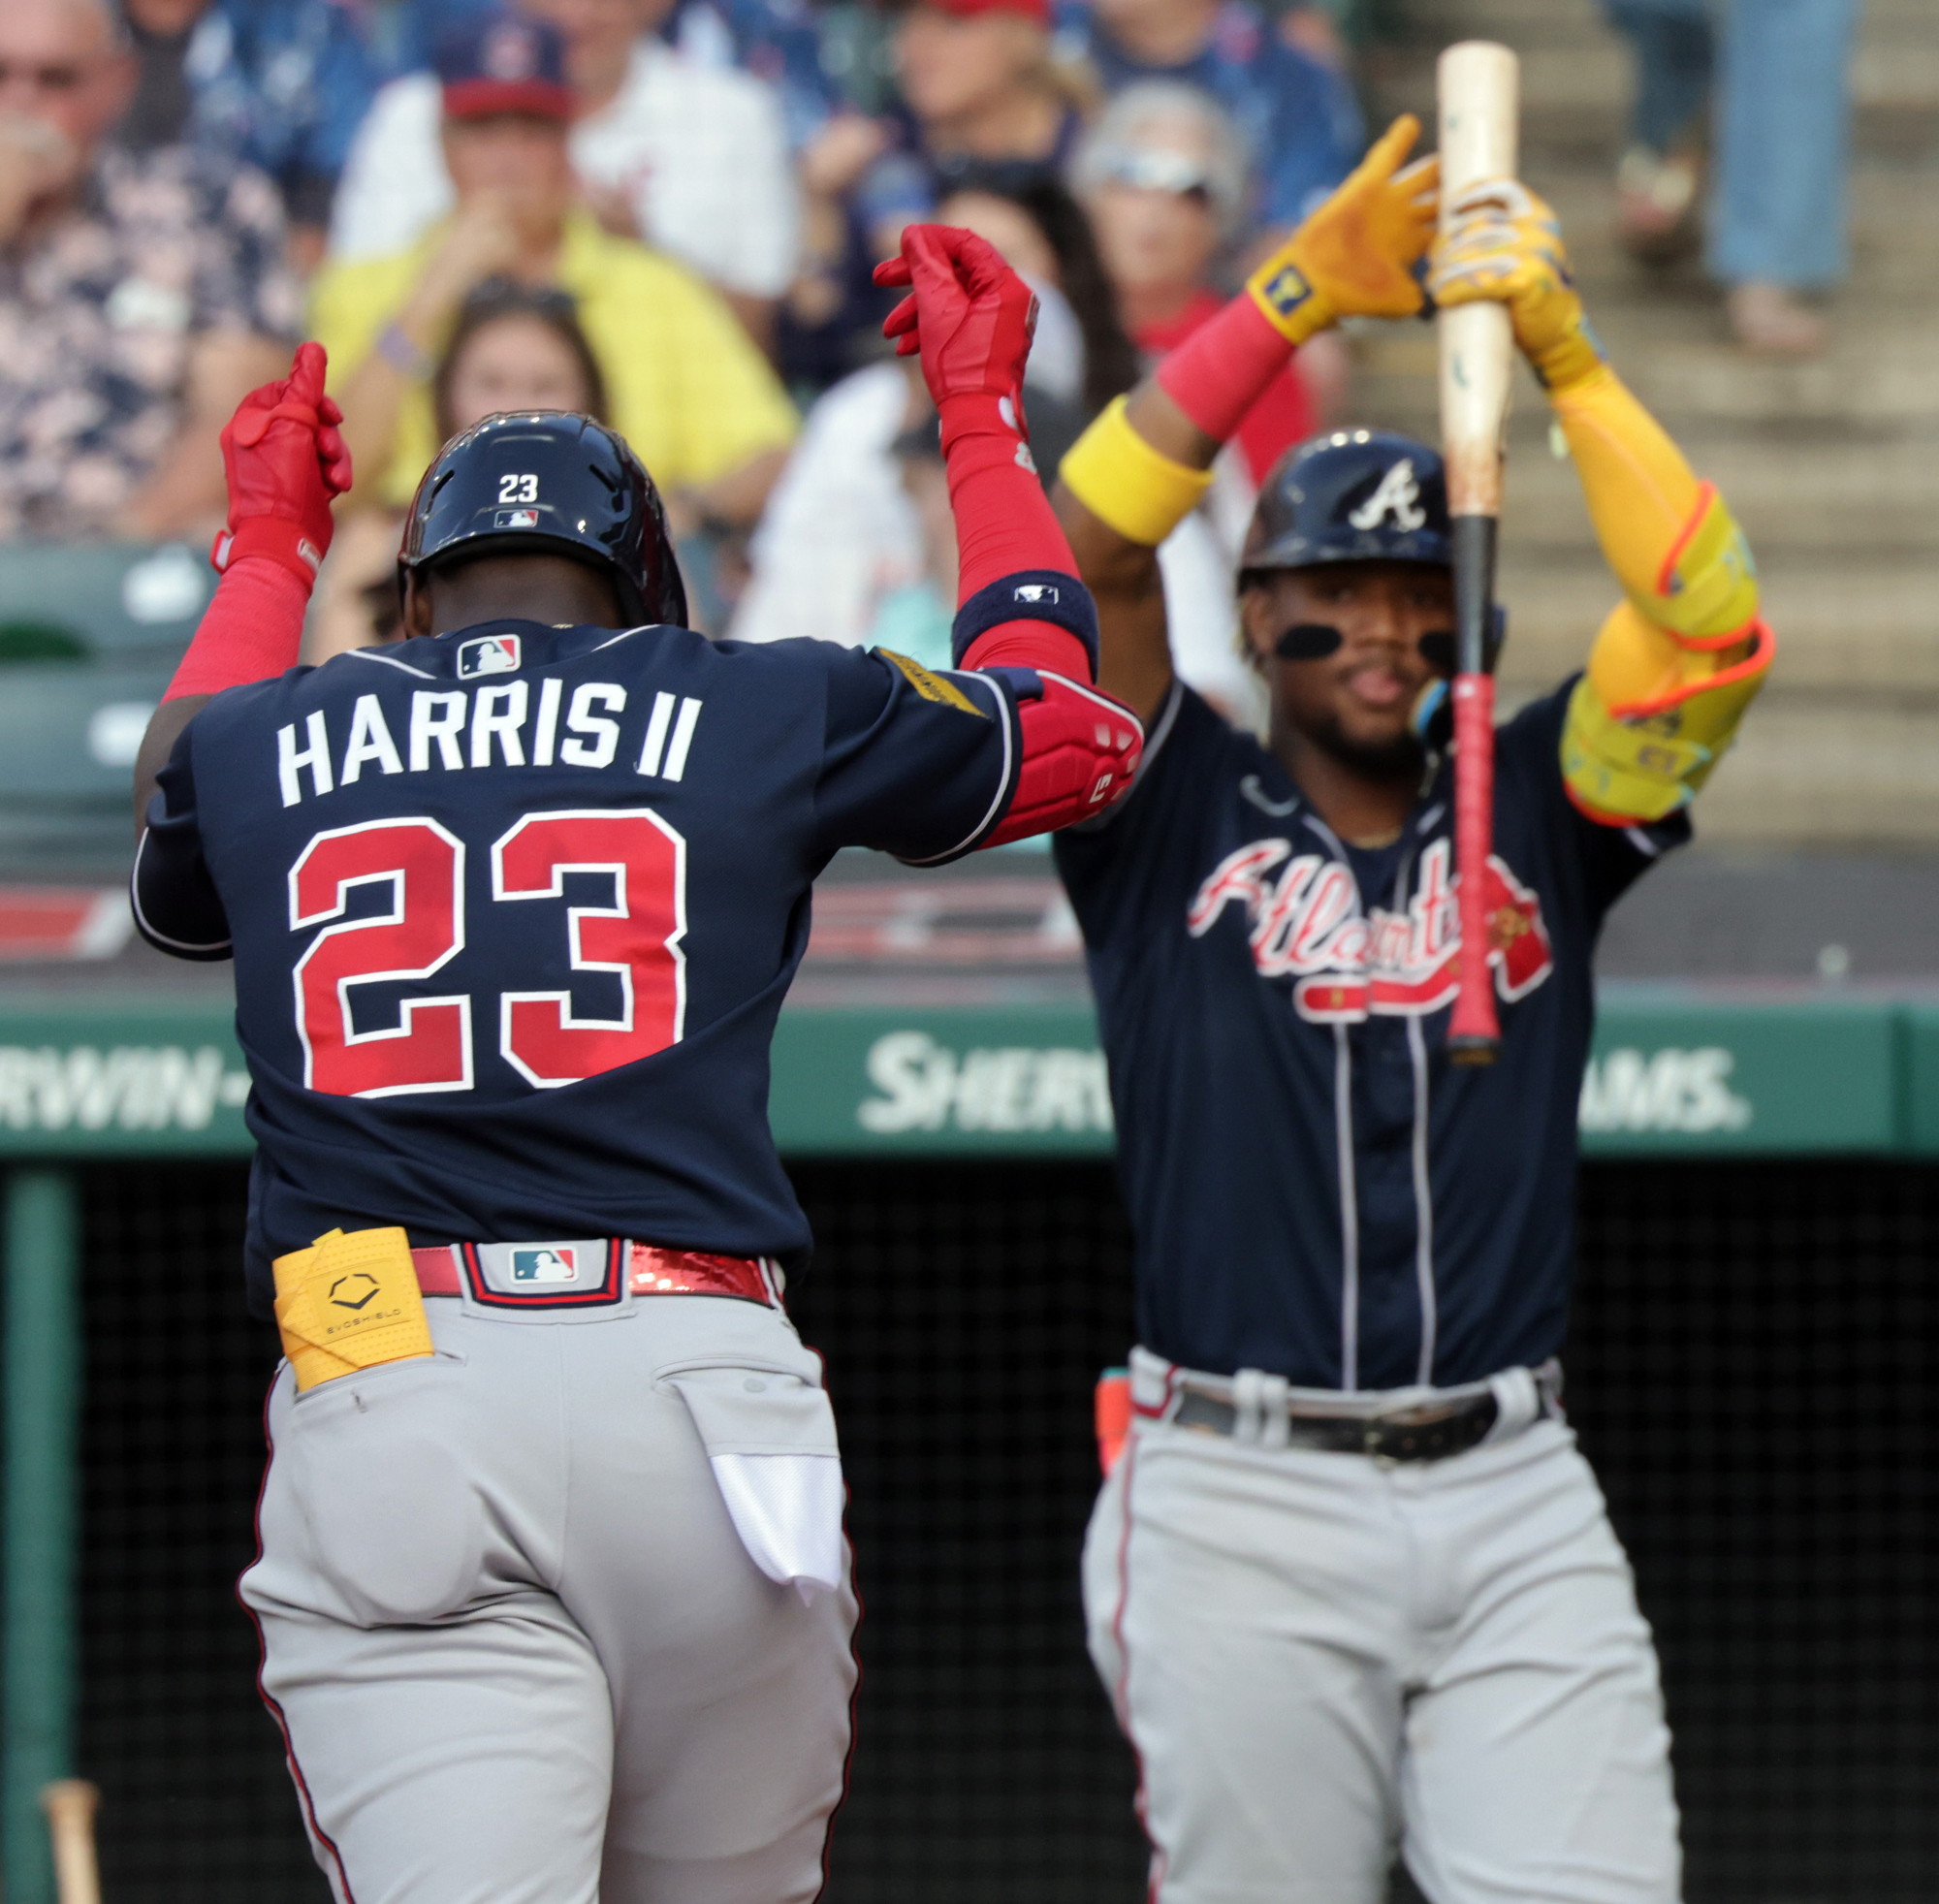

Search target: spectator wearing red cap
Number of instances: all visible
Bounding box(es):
[309,11,796,535]
[329,0,799,336]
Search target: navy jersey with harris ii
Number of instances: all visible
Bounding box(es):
[137,415,1133,1316]
[1060,445,1683,1392]
[127,268,1142,1904]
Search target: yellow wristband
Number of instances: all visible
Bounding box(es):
[1058,396,1216,549]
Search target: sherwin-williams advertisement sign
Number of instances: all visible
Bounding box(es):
[767,997,1905,1158]
[0,992,1924,1158]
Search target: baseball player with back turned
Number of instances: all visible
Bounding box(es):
[128,225,1142,1904]
[1050,115,1774,1902]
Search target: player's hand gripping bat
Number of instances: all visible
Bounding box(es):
[1437,40,1519,1065]
[41,1778,102,1904]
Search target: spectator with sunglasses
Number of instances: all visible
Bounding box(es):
[1073,80,1337,480]
[1055,0,1360,246]
[311,13,795,542]
[1071,81,1345,725]
[0,0,299,542]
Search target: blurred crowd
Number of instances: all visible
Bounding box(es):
[0,0,1859,678]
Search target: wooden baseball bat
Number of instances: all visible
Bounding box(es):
[1437,40,1519,1066]
[40,1779,102,1904]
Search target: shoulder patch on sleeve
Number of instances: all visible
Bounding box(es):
[879,649,989,719]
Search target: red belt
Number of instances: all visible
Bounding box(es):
[409,1243,782,1307]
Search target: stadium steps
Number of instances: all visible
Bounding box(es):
[1350,0,1939,844]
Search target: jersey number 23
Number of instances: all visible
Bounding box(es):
[290,809,685,1097]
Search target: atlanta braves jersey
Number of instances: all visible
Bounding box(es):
[134,618,1024,1314]
[1054,678,1688,1392]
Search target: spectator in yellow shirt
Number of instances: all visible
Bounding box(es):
[311,11,796,531]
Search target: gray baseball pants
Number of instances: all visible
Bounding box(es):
[1085,1387,1680,1904]
[240,1293,859,1904]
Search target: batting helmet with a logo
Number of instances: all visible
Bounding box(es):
[1239,428,1451,583]
[399,411,688,629]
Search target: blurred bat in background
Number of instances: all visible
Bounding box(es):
[42,1778,102,1904]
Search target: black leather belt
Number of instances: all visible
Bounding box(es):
[1170,1387,1502,1463]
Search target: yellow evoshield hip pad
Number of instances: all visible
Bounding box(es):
[272,1225,435,1393]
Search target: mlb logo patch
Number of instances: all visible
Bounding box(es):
[510,1245,578,1285]
[494,507,541,529]
[458,633,522,678]
[1013,583,1059,605]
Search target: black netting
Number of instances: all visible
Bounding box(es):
[62,1160,1939,1903]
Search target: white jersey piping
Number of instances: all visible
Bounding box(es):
[347,647,435,680]
[1406,1011,1437,1386]
[894,670,1019,865]
[129,829,231,955]
[1332,1020,1359,1392]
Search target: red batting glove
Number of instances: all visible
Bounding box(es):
[874,225,1038,453]
[210,339,353,590]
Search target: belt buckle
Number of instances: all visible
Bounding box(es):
[1363,1398,1465,1465]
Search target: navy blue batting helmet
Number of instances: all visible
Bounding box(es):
[1239,429,1450,581]
[400,411,688,629]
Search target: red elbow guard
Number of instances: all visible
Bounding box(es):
[982,671,1144,848]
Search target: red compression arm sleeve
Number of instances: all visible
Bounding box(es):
[1155,292,1299,445]
[163,556,311,701]
[942,394,1094,682]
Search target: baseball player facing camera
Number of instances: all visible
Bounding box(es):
[1053,117,1772,1903]
[129,229,1141,1904]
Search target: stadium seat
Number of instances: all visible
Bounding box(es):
[0,544,206,876]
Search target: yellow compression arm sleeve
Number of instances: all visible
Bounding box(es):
[1550,364,1760,645]
[1552,365,1773,822]
[1058,396,1215,549]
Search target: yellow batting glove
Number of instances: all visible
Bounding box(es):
[1427,179,1605,392]
[1247,114,1440,347]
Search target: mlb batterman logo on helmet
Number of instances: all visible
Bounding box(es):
[399,411,689,629]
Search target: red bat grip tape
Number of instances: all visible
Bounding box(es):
[1448,672,1501,1056]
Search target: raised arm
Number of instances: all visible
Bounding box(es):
[1429,184,1774,824]
[874,225,1144,842]
[1051,116,1439,719]
[133,342,353,830]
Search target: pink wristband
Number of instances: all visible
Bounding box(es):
[1156,292,1299,445]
